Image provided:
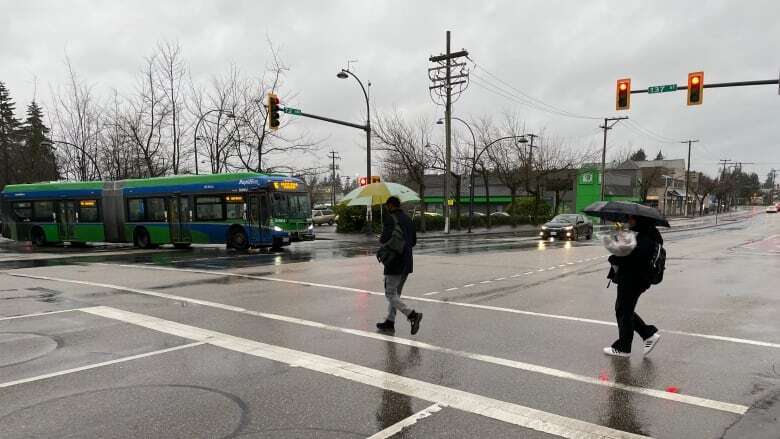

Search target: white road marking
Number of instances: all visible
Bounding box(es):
[463,284,475,288]
[548,267,557,270]
[537,269,545,272]
[567,262,575,265]
[0,308,83,322]
[84,306,653,439]
[479,280,492,284]
[495,277,506,281]
[366,403,444,439]
[423,291,441,296]
[558,265,566,268]
[2,275,750,415]
[511,274,523,278]
[524,272,534,275]
[445,287,459,291]
[16,269,780,351]
[0,342,204,388]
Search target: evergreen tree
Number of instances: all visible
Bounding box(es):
[0,82,21,189]
[655,150,664,161]
[18,101,58,183]
[629,148,647,161]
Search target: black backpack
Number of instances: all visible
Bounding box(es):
[376,214,406,266]
[649,243,666,285]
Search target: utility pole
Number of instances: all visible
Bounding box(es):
[328,150,341,207]
[769,169,777,204]
[429,31,469,234]
[524,133,539,207]
[681,139,699,216]
[599,116,629,202]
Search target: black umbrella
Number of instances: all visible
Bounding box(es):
[583,201,670,228]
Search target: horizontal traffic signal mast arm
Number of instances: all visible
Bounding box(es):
[290,109,368,132]
[631,78,779,93]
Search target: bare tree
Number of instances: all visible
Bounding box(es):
[190,65,241,174]
[99,90,138,180]
[155,41,189,174]
[477,116,528,224]
[230,40,317,173]
[373,110,436,231]
[692,173,718,215]
[50,57,103,181]
[118,53,170,177]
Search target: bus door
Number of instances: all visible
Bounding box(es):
[248,192,272,244]
[167,195,192,243]
[57,200,77,241]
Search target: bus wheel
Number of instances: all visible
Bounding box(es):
[134,228,153,249]
[31,228,46,247]
[228,227,249,251]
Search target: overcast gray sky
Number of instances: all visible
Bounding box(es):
[2,0,779,180]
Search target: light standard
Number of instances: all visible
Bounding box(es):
[465,135,525,231]
[437,117,477,232]
[337,68,371,230]
[193,109,234,175]
[336,68,371,180]
[46,139,102,181]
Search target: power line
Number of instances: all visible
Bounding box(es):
[467,58,601,120]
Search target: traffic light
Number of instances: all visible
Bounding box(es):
[687,72,704,106]
[616,78,631,110]
[267,92,281,130]
[358,176,380,186]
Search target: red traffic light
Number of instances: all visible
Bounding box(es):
[615,78,631,111]
[267,92,281,130]
[687,72,704,106]
[358,177,368,186]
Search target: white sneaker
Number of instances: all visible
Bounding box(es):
[643,333,661,356]
[603,347,630,357]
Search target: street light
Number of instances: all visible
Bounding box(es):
[193,110,234,175]
[437,117,478,232]
[468,135,525,230]
[337,68,372,230]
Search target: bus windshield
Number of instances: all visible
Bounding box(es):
[272,193,311,219]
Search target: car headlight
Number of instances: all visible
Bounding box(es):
[273,226,283,232]
[308,224,314,230]
[541,226,548,230]
[564,226,574,230]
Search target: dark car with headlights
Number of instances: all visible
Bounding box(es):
[539,214,593,240]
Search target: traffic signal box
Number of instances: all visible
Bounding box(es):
[358,176,381,186]
[267,93,280,130]
[687,72,704,106]
[616,78,631,110]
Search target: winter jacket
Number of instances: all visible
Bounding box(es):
[607,222,663,291]
[380,208,417,275]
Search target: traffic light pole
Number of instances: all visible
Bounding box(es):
[681,139,699,216]
[630,78,780,94]
[599,117,629,202]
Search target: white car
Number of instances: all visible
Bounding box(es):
[766,205,778,213]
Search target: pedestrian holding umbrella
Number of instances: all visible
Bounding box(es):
[583,201,667,358]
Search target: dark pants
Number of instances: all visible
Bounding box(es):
[612,284,657,352]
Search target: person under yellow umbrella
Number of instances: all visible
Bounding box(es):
[341,181,421,225]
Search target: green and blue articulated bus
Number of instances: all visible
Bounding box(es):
[0,173,314,250]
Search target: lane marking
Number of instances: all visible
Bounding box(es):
[548,267,557,270]
[423,291,441,296]
[558,265,566,268]
[0,308,83,322]
[537,269,545,272]
[15,269,780,351]
[495,277,506,281]
[366,403,444,439]
[463,284,475,288]
[567,262,575,265]
[84,306,652,439]
[479,280,492,284]
[524,272,534,275]
[4,274,749,414]
[445,287,459,291]
[511,274,523,278]
[0,342,204,388]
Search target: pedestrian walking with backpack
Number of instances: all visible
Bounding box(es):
[602,215,665,357]
[375,196,423,335]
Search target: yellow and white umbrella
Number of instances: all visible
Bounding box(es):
[341,182,420,206]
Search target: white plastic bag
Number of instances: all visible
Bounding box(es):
[601,229,637,256]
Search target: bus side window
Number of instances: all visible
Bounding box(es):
[32,201,54,222]
[146,198,167,222]
[78,200,100,222]
[12,202,32,222]
[128,199,145,222]
[260,195,271,226]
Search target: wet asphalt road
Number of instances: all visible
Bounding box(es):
[0,213,778,438]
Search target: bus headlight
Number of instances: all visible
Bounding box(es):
[273,226,283,232]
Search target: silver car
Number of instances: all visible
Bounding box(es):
[312,209,336,226]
